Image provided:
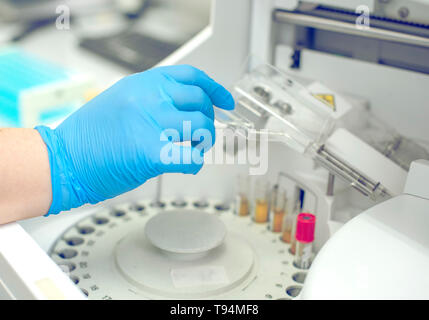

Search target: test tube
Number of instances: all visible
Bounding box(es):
[289,188,305,254]
[282,213,294,243]
[234,175,250,216]
[293,213,316,269]
[253,178,270,223]
[290,214,298,254]
[269,186,287,233]
[281,199,299,243]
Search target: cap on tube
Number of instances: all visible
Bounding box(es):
[295,213,316,243]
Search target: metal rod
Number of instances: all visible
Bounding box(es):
[326,173,335,196]
[150,175,165,208]
[155,175,162,204]
[315,144,390,199]
[274,11,429,48]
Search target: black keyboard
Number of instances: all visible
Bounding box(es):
[80,32,181,72]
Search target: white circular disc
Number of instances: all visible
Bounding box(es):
[144,210,227,254]
[48,199,299,300]
[115,231,255,298]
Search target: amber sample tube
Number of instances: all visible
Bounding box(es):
[254,199,269,222]
[281,213,295,243]
[238,195,249,216]
[253,178,270,223]
[234,175,250,217]
[272,208,285,232]
[270,186,287,233]
[282,199,300,245]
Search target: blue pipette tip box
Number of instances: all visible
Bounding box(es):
[0,48,93,128]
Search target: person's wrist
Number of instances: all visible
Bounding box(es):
[35,126,89,215]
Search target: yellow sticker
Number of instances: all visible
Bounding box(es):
[312,93,336,111]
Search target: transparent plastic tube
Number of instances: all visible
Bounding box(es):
[282,198,300,244]
[253,178,270,223]
[270,186,287,233]
[282,213,295,244]
[295,241,313,269]
[234,174,250,217]
[290,215,298,254]
[293,213,316,269]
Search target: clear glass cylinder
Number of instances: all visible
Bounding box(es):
[234,174,250,216]
[290,217,297,254]
[282,198,300,244]
[283,199,301,254]
[270,186,287,233]
[281,212,295,243]
[294,241,313,269]
[253,178,270,223]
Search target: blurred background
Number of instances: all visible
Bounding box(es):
[0,0,211,127]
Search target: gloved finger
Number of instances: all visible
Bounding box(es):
[179,111,216,150]
[158,109,216,149]
[159,65,235,110]
[163,82,215,121]
[158,143,204,175]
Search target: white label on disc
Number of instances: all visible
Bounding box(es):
[171,266,229,288]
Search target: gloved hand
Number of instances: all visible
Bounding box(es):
[35,65,235,215]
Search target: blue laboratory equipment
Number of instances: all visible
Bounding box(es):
[0,48,92,127]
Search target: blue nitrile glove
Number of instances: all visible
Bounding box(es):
[35,65,235,215]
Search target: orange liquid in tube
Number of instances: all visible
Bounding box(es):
[238,195,249,216]
[235,175,251,217]
[253,178,270,223]
[254,199,269,223]
[282,229,292,243]
[270,185,287,232]
[281,212,295,243]
[271,208,285,233]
